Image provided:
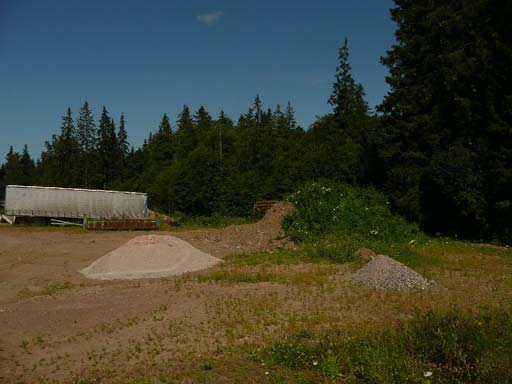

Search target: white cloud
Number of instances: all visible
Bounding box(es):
[197,11,223,26]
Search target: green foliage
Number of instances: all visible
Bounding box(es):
[421,145,487,237]
[284,181,422,248]
[379,0,512,242]
[300,241,356,263]
[3,1,511,247]
[329,37,368,120]
[0,145,35,196]
[260,308,512,383]
[97,106,119,189]
[172,212,253,228]
[75,101,97,188]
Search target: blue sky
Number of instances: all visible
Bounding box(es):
[0,0,395,160]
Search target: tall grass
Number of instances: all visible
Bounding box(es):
[260,308,512,383]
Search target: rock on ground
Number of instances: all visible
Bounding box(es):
[351,254,434,290]
[354,247,377,262]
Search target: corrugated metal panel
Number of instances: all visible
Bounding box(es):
[4,185,147,219]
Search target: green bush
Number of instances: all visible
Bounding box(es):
[284,182,425,255]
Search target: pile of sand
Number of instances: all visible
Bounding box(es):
[351,255,434,290]
[81,235,221,280]
[191,201,296,257]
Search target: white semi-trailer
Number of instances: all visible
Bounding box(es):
[4,185,148,220]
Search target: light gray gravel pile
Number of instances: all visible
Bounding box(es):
[351,255,434,290]
[81,235,222,280]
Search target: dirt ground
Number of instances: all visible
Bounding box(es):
[0,224,511,383]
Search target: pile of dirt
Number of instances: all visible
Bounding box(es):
[81,235,221,280]
[351,255,434,290]
[147,209,176,225]
[189,201,296,258]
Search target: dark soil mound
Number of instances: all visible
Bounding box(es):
[187,201,295,258]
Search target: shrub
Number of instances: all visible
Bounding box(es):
[284,181,424,250]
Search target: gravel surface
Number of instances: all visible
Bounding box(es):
[81,235,222,280]
[351,255,435,290]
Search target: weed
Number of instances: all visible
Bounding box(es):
[197,269,275,284]
[260,308,512,383]
[319,349,341,378]
[199,361,213,371]
[18,281,73,298]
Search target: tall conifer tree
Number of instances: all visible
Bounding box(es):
[76,101,97,187]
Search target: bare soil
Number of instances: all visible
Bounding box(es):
[184,201,296,257]
[0,221,511,383]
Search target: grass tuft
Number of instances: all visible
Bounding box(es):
[260,308,512,383]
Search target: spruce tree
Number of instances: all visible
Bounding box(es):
[152,113,175,163]
[20,145,35,185]
[285,101,297,130]
[58,108,81,186]
[117,113,129,159]
[76,101,97,187]
[175,105,195,160]
[305,38,370,185]
[379,0,512,240]
[97,107,118,188]
[194,106,214,149]
[328,38,368,120]
[3,146,24,186]
[253,95,263,123]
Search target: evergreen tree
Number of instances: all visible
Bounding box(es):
[59,108,81,186]
[328,38,368,120]
[253,95,263,123]
[20,145,35,185]
[117,113,129,160]
[379,0,512,240]
[97,107,118,188]
[305,38,371,185]
[38,108,81,187]
[285,101,297,129]
[194,106,213,145]
[151,113,175,163]
[175,105,195,160]
[3,146,27,186]
[76,101,97,187]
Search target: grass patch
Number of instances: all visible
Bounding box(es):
[229,244,355,267]
[171,212,256,229]
[228,238,442,270]
[197,269,275,284]
[259,307,512,383]
[424,238,512,258]
[18,281,74,298]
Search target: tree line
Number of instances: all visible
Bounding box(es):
[1,0,510,243]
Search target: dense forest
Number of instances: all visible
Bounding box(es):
[1,0,511,243]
